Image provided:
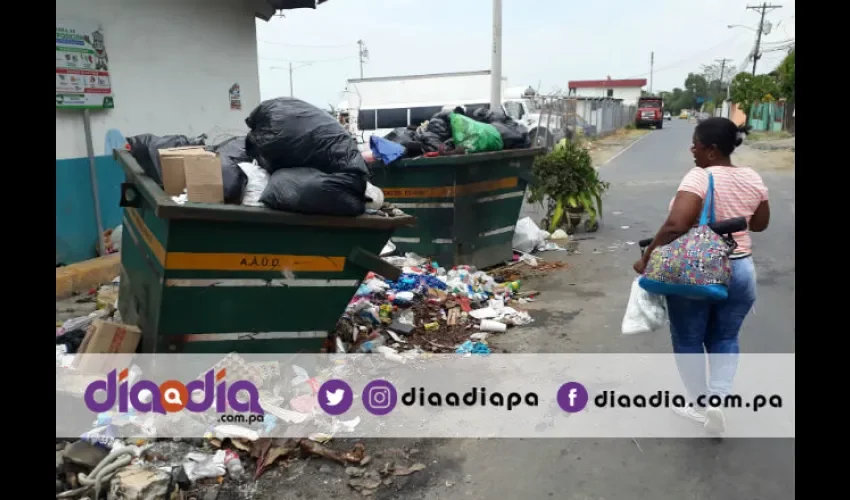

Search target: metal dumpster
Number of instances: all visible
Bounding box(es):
[370,148,544,269]
[113,149,416,354]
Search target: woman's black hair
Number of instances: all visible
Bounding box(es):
[694,117,750,156]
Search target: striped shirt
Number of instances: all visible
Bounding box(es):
[668,166,769,255]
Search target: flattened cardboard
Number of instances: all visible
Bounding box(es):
[75,319,142,373]
[184,154,224,203]
[159,148,223,202]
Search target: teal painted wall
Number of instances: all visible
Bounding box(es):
[56,155,126,265]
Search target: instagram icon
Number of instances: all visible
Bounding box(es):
[362,380,398,416]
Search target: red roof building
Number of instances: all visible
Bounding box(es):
[567,77,647,105]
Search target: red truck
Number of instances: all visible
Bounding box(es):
[635,96,663,129]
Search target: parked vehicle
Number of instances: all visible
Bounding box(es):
[635,96,663,129]
[663,112,672,121]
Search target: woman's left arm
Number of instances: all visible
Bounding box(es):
[634,191,703,272]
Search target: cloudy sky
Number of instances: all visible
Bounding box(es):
[256,0,795,108]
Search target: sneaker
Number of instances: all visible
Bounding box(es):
[704,408,726,434]
[671,405,706,424]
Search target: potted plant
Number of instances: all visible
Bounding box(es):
[527,140,610,234]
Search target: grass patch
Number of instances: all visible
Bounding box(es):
[747,130,793,142]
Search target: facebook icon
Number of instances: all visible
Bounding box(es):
[557,382,589,413]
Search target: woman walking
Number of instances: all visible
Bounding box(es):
[633,117,770,433]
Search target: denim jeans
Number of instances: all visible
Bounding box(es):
[666,257,757,406]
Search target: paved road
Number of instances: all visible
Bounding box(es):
[403,119,796,500]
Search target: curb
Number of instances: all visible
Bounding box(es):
[56,254,121,300]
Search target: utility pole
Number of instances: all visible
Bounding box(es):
[649,51,654,94]
[289,62,294,97]
[489,0,503,112]
[357,40,368,79]
[746,3,782,75]
[715,58,733,99]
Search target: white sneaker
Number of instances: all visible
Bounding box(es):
[671,405,706,424]
[704,408,726,434]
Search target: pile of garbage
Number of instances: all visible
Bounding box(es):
[367,106,532,164]
[56,349,427,498]
[327,252,536,356]
[126,98,389,217]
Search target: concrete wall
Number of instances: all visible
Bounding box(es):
[56,0,263,265]
[571,87,642,106]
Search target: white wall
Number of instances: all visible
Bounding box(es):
[571,87,643,106]
[56,0,263,160]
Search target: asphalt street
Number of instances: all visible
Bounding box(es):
[404,119,796,500]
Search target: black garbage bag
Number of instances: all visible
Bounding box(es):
[126,133,207,186]
[426,112,453,141]
[414,129,446,153]
[384,128,424,157]
[205,136,250,204]
[491,121,531,149]
[259,167,367,216]
[245,98,369,176]
[469,108,530,149]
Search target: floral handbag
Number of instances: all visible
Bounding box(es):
[639,173,736,301]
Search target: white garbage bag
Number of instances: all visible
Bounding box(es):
[512,217,550,253]
[621,278,668,335]
[238,161,269,207]
[365,182,384,210]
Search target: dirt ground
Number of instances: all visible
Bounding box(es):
[587,129,652,167]
[735,135,795,173]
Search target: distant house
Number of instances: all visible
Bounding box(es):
[567,77,647,106]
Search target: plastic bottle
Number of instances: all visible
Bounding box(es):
[224,450,245,482]
[358,336,386,353]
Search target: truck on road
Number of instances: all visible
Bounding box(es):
[635,96,664,129]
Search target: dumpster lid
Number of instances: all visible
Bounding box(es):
[114,149,416,230]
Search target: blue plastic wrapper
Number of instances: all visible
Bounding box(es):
[387,273,448,293]
[456,341,491,355]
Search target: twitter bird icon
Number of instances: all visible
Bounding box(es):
[317,379,353,415]
[325,388,345,406]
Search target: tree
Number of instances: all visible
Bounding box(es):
[729,72,780,113]
[776,49,795,101]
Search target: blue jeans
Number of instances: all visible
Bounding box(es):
[666,257,757,406]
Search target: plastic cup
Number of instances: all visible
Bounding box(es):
[479,319,507,333]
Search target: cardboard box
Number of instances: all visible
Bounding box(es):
[159,147,224,203]
[74,320,142,373]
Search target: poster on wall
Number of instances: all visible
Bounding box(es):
[229,83,242,110]
[56,19,115,109]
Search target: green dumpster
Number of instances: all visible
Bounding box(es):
[113,149,415,354]
[370,148,544,269]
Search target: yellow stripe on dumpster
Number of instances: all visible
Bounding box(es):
[125,208,166,265]
[165,253,346,272]
[383,177,518,199]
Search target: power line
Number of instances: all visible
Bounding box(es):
[625,34,745,79]
[259,55,358,64]
[257,38,353,49]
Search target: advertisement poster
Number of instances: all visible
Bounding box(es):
[56,19,114,109]
[229,83,242,110]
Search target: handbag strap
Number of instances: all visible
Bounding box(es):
[698,171,716,226]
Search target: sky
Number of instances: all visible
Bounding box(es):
[256,0,795,109]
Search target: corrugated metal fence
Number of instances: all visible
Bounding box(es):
[536,97,637,139]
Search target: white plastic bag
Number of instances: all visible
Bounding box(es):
[512,217,550,253]
[238,161,269,207]
[365,182,384,210]
[621,278,668,335]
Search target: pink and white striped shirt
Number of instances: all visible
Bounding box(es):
[669,166,769,255]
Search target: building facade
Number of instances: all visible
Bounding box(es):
[567,78,647,106]
[56,0,325,265]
